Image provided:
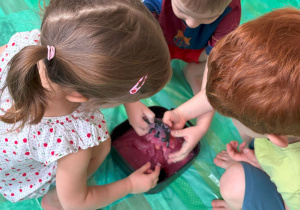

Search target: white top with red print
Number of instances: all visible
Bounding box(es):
[0,30,110,203]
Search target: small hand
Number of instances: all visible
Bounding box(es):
[128,162,160,194]
[125,102,155,136]
[226,141,262,170]
[167,126,203,163]
[162,108,186,130]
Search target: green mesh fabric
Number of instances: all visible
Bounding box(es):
[0,0,299,209]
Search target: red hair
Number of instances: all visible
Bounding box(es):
[206,8,300,135]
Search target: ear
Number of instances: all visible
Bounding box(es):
[65,91,89,103]
[267,134,288,148]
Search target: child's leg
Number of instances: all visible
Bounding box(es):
[212,160,285,210]
[218,162,245,209]
[41,138,111,210]
[183,62,206,95]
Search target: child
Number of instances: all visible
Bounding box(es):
[0,0,172,209]
[126,0,241,157]
[205,8,300,209]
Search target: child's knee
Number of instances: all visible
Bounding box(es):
[220,162,245,202]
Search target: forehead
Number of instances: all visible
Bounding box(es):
[172,0,225,19]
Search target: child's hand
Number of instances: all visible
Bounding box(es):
[124,101,155,136]
[167,126,203,163]
[226,141,262,170]
[128,162,160,194]
[163,109,187,129]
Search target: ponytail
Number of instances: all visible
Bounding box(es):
[0,45,48,129]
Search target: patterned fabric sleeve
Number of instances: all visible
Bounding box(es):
[0,29,40,88]
[35,109,110,165]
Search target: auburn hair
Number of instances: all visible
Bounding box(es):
[206,8,300,136]
[1,0,171,128]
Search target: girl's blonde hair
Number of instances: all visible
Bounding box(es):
[1,0,171,128]
[182,0,231,13]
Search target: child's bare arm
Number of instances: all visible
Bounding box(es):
[56,147,132,210]
[56,148,159,210]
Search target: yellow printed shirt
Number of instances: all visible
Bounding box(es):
[255,138,300,210]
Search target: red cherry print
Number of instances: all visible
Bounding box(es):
[9,184,12,186]
[25,152,30,155]
[0,187,2,189]
[19,189,22,192]
[57,138,61,143]
[48,173,51,176]
[102,120,106,123]
[50,128,53,133]
[27,179,30,182]
[42,189,45,191]
[0,68,1,72]
[91,116,94,119]
[33,135,36,138]
[17,169,20,171]
[28,165,32,167]
[98,137,101,140]
[30,185,33,188]
[131,89,136,94]
[11,168,15,170]
[3,150,6,153]
[44,143,48,147]
[22,173,26,176]
[5,173,9,176]
[70,141,73,145]
[1,58,4,62]
[4,138,8,142]
[35,172,39,175]
[86,119,89,122]
[72,130,75,133]
[37,131,41,135]
[3,194,6,196]
[14,141,18,144]
[56,120,59,123]
[12,178,15,181]
[106,131,108,135]
[13,151,16,155]
[0,168,2,170]
[23,138,27,143]
[60,122,64,125]
[39,179,42,182]
[87,133,91,138]
[34,40,38,43]
[12,43,15,46]
[19,182,22,183]
[51,151,55,155]
[66,117,69,121]
[98,124,101,128]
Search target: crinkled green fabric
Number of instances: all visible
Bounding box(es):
[0,0,299,209]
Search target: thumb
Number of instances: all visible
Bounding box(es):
[138,162,151,173]
[143,108,155,124]
[171,129,186,138]
[243,148,256,162]
[149,164,161,179]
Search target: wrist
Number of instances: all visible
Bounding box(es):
[125,177,133,194]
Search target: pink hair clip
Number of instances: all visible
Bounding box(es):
[47,45,55,60]
[130,75,148,94]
